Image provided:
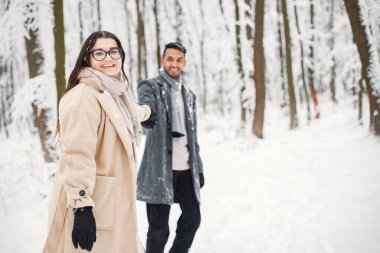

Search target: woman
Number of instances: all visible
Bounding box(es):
[43,31,151,253]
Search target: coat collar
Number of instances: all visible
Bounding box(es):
[156,75,192,101]
[80,77,104,92]
[157,75,165,86]
[80,78,135,155]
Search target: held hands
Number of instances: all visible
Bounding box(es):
[141,107,157,129]
[72,206,96,251]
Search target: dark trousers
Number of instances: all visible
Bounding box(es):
[146,170,201,253]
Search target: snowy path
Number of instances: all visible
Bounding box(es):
[187,113,380,253]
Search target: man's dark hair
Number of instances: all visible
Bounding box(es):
[163,42,187,57]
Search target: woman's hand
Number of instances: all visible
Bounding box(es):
[72,206,97,251]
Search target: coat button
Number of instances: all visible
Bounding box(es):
[79,190,86,196]
[168,149,172,154]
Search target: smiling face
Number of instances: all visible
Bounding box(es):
[161,48,186,78]
[89,38,122,79]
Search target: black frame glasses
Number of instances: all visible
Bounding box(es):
[89,48,123,61]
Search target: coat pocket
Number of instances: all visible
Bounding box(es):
[67,175,117,230]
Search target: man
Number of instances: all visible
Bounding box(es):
[137,42,204,253]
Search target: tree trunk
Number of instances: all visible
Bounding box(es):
[245,0,254,90]
[0,62,13,138]
[308,0,320,118]
[25,3,53,162]
[245,0,253,40]
[217,70,225,115]
[252,0,265,138]
[344,0,380,134]
[97,0,101,30]
[218,0,230,32]
[358,77,363,122]
[0,99,9,137]
[142,0,147,79]
[123,2,135,90]
[233,0,246,123]
[282,0,298,129]
[25,16,43,77]
[277,0,286,92]
[54,0,66,106]
[0,0,11,137]
[174,0,183,42]
[78,1,84,43]
[153,0,161,69]
[293,2,311,121]
[136,0,146,82]
[0,60,10,137]
[199,0,207,113]
[328,0,337,103]
[329,57,337,103]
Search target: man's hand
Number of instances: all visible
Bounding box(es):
[72,206,96,251]
[199,173,204,188]
[141,107,157,129]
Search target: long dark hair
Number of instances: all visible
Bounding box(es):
[56,31,129,136]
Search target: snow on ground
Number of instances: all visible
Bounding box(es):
[1,102,380,253]
[189,104,380,253]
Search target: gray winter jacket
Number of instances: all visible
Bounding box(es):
[137,75,203,204]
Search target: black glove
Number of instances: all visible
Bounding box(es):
[141,107,157,129]
[199,173,204,188]
[72,206,96,251]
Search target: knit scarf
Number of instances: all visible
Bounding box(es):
[159,68,186,137]
[79,67,142,147]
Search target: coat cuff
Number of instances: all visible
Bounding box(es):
[66,187,95,208]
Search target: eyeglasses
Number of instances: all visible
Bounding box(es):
[89,48,123,61]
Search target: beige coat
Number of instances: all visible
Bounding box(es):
[43,78,150,253]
